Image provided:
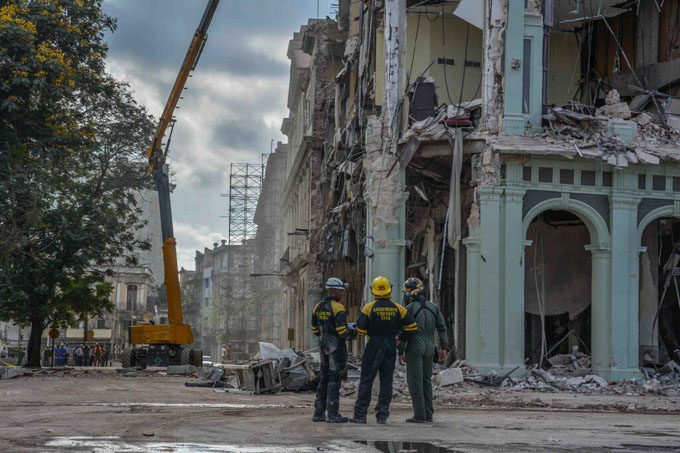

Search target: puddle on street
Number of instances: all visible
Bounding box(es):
[98,402,309,409]
[357,440,464,453]
[46,437,356,452]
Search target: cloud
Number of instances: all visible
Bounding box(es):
[102,0,335,271]
[174,222,226,270]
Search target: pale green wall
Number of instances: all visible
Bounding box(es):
[466,156,680,381]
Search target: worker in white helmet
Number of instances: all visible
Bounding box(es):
[311,277,352,423]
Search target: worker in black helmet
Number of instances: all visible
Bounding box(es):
[401,277,448,423]
[311,277,353,423]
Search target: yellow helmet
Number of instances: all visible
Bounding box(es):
[371,276,392,298]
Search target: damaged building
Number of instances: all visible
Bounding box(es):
[272,0,680,381]
[180,147,288,361]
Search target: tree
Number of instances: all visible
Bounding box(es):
[0,1,155,366]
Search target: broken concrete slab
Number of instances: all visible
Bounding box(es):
[667,115,680,133]
[607,119,638,142]
[0,366,25,379]
[635,112,654,126]
[167,365,190,375]
[597,102,631,120]
[635,148,661,164]
[435,367,464,386]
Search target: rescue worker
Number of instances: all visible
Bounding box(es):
[311,277,352,423]
[400,278,448,423]
[350,276,418,424]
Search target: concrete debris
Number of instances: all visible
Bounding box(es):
[167,365,197,376]
[402,101,480,142]
[518,90,680,165]
[635,112,654,126]
[435,367,464,387]
[189,342,321,394]
[597,102,631,120]
[0,366,25,379]
[605,89,621,105]
[668,115,680,133]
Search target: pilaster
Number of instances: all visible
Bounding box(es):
[586,244,612,375]
[607,195,643,379]
[463,235,481,364]
[476,187,503,368]
[503,1,544,135]
[502,187,526,368]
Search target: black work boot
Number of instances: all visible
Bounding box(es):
[405,417,427,423]
[312,412,326,422]
[376,417,387,425]
[349,415,366,424]
[326,413,348,423]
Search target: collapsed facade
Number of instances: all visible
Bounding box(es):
[274,0,680,380]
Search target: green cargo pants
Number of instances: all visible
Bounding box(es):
[405,335,435,421]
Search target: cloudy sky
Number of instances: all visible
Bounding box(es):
[102,0,334,270]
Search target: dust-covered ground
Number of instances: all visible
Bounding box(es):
[2,368,680,452]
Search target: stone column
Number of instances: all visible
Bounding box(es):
[474,187,503,370]
[502,187,526,369]
[503,0,544,135]
[463,234,481,364]
[363,0,408,296]
[586,245,612,377]
[607,196,642,379]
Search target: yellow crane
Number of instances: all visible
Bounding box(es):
[120,0,220,369]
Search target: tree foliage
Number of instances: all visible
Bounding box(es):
[0,0,155,366]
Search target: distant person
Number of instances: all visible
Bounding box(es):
[55,343,66,366]
[93,343,103,366]
[0,347,7,359]
[88,346,96,366]
[103,346,110,367]
[74,344,83,366]
[82,344,90,367]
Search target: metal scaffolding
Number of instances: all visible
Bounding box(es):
[224,163,264,245]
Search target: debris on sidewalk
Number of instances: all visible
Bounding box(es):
[0,366,25,380]
[187,342,321,394]
[434,367,464,386]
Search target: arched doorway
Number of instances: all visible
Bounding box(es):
[524,210,592,366]
[639,216,680,365]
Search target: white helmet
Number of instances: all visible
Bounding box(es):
[325,277,348,290]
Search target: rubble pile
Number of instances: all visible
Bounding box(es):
[402,100,482,142]
[536,90,680,166]
[189,342,321,394]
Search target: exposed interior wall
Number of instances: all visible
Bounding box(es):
[640,217,680,364]
[404,14,483,105]
[639,220,660,361]
[547,30,581,106]
[524,212,591,363]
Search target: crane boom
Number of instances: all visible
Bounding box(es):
[147,0,219,173]
[130,0,219,351]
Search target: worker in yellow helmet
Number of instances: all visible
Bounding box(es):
[350,276,418,424]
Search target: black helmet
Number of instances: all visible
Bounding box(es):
[403,277,425,296]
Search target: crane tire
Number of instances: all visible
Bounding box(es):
[180,348,191,366]
[192,349,203,367]
[120,349,133,369]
